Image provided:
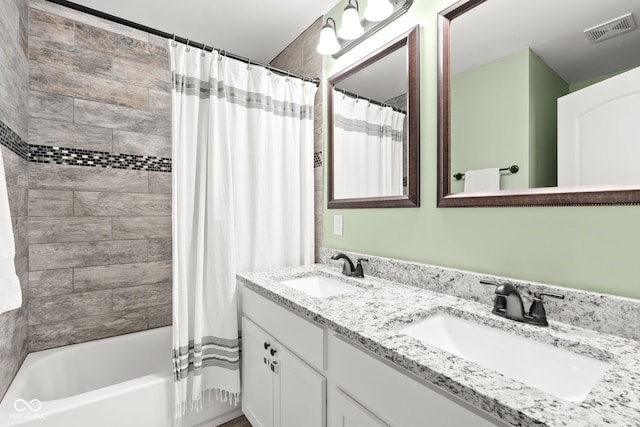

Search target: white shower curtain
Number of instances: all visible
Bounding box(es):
[333,90,405,199]
[169,41,316,416]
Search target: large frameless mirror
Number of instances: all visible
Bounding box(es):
[328,26,420,208]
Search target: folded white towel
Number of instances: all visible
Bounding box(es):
[0,148,22,315]
[464,168,500,193]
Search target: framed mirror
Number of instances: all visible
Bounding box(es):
[438,0,640,207]
[328,26,420,209]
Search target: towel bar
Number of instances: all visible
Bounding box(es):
[453,165,519,181]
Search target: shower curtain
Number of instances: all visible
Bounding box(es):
[333,90,405,199]
[169,41,316,416]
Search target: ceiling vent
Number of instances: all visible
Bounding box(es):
[584,13,637,43]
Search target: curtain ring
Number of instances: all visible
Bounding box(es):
[267,64,271,76]
[286,70,290,81]
[247,59,252,70]
[171,34,177,47]
[201,44,206,56]
[218,49,224,61]
[185,39,190,51]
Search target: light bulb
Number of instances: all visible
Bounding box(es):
[316,20,340,55]
[364,0,393,22]
[338,2,364,40]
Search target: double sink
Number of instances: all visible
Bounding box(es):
[280,274,610,404]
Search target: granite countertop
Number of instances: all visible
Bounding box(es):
[238,264,640,427]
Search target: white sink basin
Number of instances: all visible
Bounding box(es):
[398,313,609,403]
[280,275,360,298]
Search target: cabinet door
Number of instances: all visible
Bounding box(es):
[276,342,326,427]
[331,388,388,427]
[242,317,275,427]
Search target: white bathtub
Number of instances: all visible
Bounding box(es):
[0,327,242,426]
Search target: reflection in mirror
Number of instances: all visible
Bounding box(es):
[328,26,419,208]
[333,47,408,199]
[438,0,640,206]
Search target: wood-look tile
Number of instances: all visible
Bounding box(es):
[28,289,112,325]
[29,239,148,270]
[28,189,74,217]
[74,191,171,216]
[74,22,167,69]
[1,148,26,185]
[28,117,113,152]
[7,185,27,218]
[0,308,27,400]
[112,57,170,93]
[112,129,171,158]
[148,89,171,115]
[28,8,74,47]
[29,269,73,298]
[30,63,149,110]
[73,98,171,137]
[112,216,171,239]
[148,303,172,328]
[28,310,148,352]
[28,90,73,122]
[29,37,113,78]
[148,238,172,261]
[113,282,171,312]
[13,216,28,278]
[29,163,149,193]
[29,0,149,42]
[28,216,112,244]
[149,172,172,194]
[74,260,172,291]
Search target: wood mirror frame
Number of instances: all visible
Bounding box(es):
[328,26,420,209]
[437,0,640,207]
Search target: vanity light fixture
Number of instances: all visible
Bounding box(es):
[338,0,365,40]
[316,0,414,58]
[316,17,341,55]
[364,0,393,22]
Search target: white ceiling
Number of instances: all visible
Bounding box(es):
[451,0,640,83]
[336,47,408,103]
[70,0,338,63]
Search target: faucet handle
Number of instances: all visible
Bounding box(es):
[357,258,368,264]
[534,291,565,301]
[528,291,565,326]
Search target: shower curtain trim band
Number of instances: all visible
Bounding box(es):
[43,0,321,87]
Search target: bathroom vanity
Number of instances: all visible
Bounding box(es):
[238,259,640,427]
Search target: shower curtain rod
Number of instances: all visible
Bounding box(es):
[44,0,321,86]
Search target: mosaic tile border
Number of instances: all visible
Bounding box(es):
[28,145,172,172]
[314,151,322,168]
[0,120,28,160]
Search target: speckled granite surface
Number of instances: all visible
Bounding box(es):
[319,247,640,342]
[238,264,640,427]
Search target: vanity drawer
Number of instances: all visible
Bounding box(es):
[243,287,326,372]
[328,333,505,427]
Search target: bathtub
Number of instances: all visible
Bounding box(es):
[0,327,242,426]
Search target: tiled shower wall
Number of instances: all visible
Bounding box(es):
[26,0,173,352]
[270,17,324,261]
[0,0,29,400]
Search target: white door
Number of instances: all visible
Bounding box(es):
[242,317,275,427]
[330,388,389,427]
[276,342,326,427]
[558,66,640,186]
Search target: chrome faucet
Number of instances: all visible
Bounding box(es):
[331,253,368,278]
[481,280,564,327]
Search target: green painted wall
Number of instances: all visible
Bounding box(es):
[321,0,640,300]
[450,49,530,193]
[569,68,631,93]
[528,49,569,188]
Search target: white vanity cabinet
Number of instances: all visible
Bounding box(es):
[241,285,507,427]
[242,288,327,427]
[327,333,507,427]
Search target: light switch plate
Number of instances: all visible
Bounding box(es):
[333,215,343,236]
